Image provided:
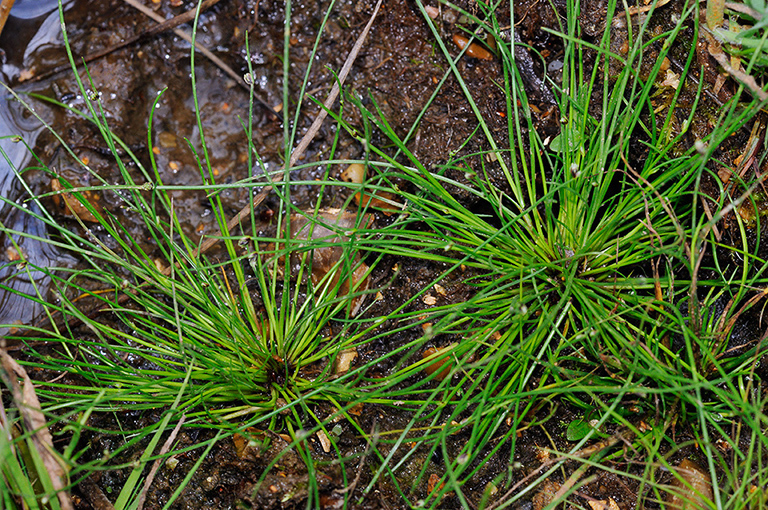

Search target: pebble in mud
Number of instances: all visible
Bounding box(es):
[452,34,494,61]
[339,163,400,215]
[339,162,365,183]
[422,345,453,381]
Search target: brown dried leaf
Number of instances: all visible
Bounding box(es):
[0,349,73,510]
[667,459,713,510]
[287,208,372,315]
[51,178,102,223]
[335,348,357,374]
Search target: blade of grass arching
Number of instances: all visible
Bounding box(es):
[652,5,701,154]
[15,151,173,296]
[357,387,461,504]
[186,0,218,197]
[504,21,557,222]
[0,119,106,267]
[422,346,532,504]
[158,429,225,510]
[282,0,342,156]
[0,423,42,510]
[112,364,192,510]
[391,1,491,166]
[354,296,562,502]
[23,89,221,266]
[339,92,558,264]
[242,30,268,233]
[0,127,160,286]
[3,159,160,288]
[395,4,524,204]
[0,352,72,510]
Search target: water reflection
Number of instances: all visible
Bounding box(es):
[0,1,74,330]
[10,0,72,20]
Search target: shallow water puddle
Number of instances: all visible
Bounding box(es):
[0,1,75,330]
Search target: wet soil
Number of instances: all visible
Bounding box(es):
[2,0,767,508]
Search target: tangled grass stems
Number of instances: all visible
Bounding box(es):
[310,0,768,505]
[0,2,421,507]
[3,0,768,507]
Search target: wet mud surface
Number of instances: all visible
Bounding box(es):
[2,0,768,508]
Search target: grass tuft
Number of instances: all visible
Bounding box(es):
[3,0,768,507]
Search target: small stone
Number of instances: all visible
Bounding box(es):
[335,349,357,373]
[158,131,177,148]
[425,5,439,19]
[317,430,331,452]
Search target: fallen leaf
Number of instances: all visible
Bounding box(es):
[317,430,331,453]
[0,349,73,510]
[667,459,713,510]
[282,208,372,316]
[659,69,680,89]
[51,178,102,223]
[335,348,357,374]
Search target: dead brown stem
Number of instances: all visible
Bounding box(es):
[9,0,383,343]
[135,415,186,510]
[0,0,15,39]
[0,348,74,510]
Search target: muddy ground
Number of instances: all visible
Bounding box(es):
[0,0,764,508]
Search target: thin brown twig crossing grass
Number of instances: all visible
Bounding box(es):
[7,0,384,343]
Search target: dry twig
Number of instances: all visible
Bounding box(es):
[135,415,186,510]
[23,0,279,119]
[0,348,74,510]
[10,0,383,342]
